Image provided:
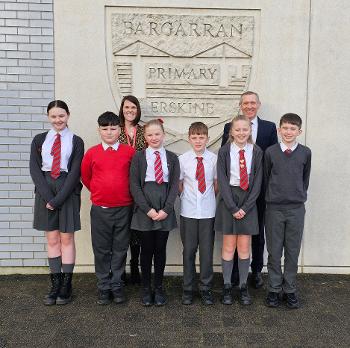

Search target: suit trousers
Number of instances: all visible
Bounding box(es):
[90,205,132,291]
[265,204,305,293]
[180,216,215,291]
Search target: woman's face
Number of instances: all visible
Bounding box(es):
[47,107,69,132]
[122,100,138,124]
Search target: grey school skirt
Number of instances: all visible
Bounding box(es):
[215,186,258,235]
[33,172,81,233]
[131,182,177,232]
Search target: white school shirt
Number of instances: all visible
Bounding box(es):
[280,141,298,152]
[229,142,253,186]
[179,149,217,219]
[41,127,73,172]
[145,146,169,182]
[251,116,258,143]
[101,141,119,151]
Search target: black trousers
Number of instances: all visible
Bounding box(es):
[90,205,132,291]
[232,195,265,277]
[140,230,169,288]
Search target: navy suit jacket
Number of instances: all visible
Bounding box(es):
[221,117,278,151]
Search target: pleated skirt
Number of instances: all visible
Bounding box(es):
[33,172,81,233]
[131,182,177,232]
[215,186,258,235]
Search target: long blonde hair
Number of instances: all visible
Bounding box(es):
[228,115,253,144]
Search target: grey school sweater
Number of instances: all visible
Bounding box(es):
[264,143,311,207]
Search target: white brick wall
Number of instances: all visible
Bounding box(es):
[0,0,54,268]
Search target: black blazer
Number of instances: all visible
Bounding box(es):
[221,117,278,151]
[129,149,180,215]
[29,131,84,209]
[217,143,263,214]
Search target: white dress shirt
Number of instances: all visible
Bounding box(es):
[179,149,217,219]
[280,141,298,152]
[41,127,73,172]
[101,141,119,151]
[229,142,253,186]
[145,146,169,182]
[251,116,258,143]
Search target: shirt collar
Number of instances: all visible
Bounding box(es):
[250,116,258,126]
[280,141,298,152]
[102,141,119,151]
[190,148,208,159]
[48,127,69,137]
[146,146,165,156]
[231,142,251,154]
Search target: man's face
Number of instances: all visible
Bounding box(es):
[240,94,261,120]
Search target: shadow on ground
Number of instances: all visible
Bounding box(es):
[0,273,349,347]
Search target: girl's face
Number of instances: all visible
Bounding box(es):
[122,100,138,124]
[47,107,69,132]
[231,119,251,147]
[144,124,165,149]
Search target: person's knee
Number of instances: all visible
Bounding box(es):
[60,233,74,247]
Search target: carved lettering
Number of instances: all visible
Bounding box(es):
[150,101,215,116]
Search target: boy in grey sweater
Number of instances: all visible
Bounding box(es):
[264,113,311,309]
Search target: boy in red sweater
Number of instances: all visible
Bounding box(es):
[81,112,135,305]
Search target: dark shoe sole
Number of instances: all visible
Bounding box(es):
[265,300,279,308]
[113,297,126,304]
[182,299,193,305]
[221,299,233,305]
[43,298,56,306]
[240,298,252,305]
[97,299,112,305]
[56,296,72,305]
[154,301,167,306]
[287,302,300,309]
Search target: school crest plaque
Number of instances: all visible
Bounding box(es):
[106,7,259,152]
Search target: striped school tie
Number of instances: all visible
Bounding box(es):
[284,148,292,156]
[154,151,164,184]
[239,149,249,191]
[50,133,61,179]
[195,157,206,194]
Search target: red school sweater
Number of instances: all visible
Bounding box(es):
[81,144,136,207]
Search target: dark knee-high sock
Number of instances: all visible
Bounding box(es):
[48,256,62,274]
[62,264,74,273]
[222,258,233,285]
[238,257,250,288]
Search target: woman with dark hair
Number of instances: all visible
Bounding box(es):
[118,95,147,284]
[30,100,84,305]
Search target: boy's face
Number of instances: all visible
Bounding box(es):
[98,124,121,145]
[278,122,301,146]
[188,133,209,154]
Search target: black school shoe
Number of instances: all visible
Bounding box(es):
[200,290,214,305]
[97,290,112,305]
[154,286,167,306]
[221,284,233,305]
[284,292,300,309]
[44,273,61,306]
[239,284,252,305]
[141,287,153,306]
[265,291,280,308]
[252,272,264,289]
[182,291,193,305]
[56,273,73,305]
[112,287,126,304]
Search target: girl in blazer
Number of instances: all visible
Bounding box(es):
[130,119,180,307]
[215,115,263,306]
[30,100,84,306]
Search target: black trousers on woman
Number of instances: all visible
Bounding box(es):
[140,230,169,288]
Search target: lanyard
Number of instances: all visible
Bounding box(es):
[124,125,137,148]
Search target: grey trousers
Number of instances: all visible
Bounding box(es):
[180,216,215,291]
[265,204,305,293]
[90,205,132,291]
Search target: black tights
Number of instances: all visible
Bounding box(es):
[140,230,169,288]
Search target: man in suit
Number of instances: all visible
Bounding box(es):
[221,91,278,288]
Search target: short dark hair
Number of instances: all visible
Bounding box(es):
[47,100,69,114]
[188,122,208,136]
[118,95,141,126]
[98,111,120,127]
[280,113,302,128]
[239,91,260,105]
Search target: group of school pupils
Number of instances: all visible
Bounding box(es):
[29,93,312,310]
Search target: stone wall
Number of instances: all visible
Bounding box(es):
[0,0,53,269]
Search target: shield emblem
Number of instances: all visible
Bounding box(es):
[106,8,259,152]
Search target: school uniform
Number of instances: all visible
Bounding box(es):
[130,147,180,289]
[81,141,135,291]
[215,142,263,235]
[179,149,217,292]
[264,142,311,294]
[30,128,84,233]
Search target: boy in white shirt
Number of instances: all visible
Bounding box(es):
[179,122,218,305]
